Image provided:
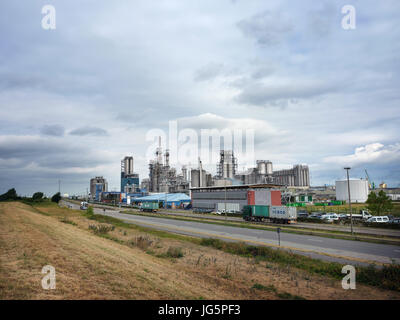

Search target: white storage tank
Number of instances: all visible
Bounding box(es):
[335,179,369,203]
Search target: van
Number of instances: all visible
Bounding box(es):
[366,216,389,223]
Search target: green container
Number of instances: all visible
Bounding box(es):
[141,202,159,210]
[242,205,269,218]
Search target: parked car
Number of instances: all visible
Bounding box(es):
[297,211,309,218]
[366,216,390,223]
[321,213,339,223]
[309,213,323,219]
[389,217,400,224]
[338,213,348,220]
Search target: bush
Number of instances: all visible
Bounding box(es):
[86,206,94,216]
[166,247,184,258]
[0,188,19,201]
[128,236,154,250]
[32,192,44,202]
[88,224,115,234]
[51,192,62,203]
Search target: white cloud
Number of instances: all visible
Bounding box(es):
[324,143,400,166]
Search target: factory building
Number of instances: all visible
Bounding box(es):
[273,164,310,187]
[216,150,237,179]
[191,184,282,211]
[335,178,369,203]
[235,160,274,185]
[147,137,190,194]
[190,159,213,188]
[90,176,108,201]
[121,156,140,193]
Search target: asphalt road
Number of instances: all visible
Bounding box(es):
[76,200,400,238]
[63,201,400,265]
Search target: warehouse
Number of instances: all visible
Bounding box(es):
[191,184,282,212]
[132,193,191,208]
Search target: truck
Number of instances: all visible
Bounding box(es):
[341,210,371,220]
[269,206,297,224]
[140,202,159,212]
[242,205,269,222]
[216,202,240,213]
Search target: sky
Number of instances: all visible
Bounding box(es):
[0,0,399,196]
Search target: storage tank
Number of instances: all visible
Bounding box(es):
[335,179,369,203]
[257,161,267,174]
[266,161,273,175]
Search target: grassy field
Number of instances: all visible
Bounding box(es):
[1,201,399,300]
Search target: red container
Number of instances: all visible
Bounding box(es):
[247,191,255,205]
[270,190,281,206]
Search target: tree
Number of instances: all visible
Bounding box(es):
[0,188,18,201]
[366,190,393,216]
[51,192,61,203]
[32,192,44,202]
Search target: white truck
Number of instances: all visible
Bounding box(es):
[269,206,297,224]
[342,210,371,220]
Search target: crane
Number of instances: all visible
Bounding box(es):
[365,169,375,189]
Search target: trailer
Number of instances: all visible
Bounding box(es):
[269,206,297,224]
[243,205,297,224]
[242,205,269,222]
[140,202,159,212]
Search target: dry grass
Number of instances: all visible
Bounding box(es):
[1,202,399,300]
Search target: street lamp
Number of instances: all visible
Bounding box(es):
[344,167,354,235]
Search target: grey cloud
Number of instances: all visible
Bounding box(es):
[236,82,339,107]
[40,125,65,137]
[237,10,292,46]
[69,126,108,136]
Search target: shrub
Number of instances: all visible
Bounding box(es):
[166,246,184,258]
[0,188,19,201]
[88,224,115,234]
[128,236,154,250]
[51,192,62,203]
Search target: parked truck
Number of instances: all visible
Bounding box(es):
[242,205,269,222]
[270,206,297,224]
[140,202,159,212]
[243,205,297,224]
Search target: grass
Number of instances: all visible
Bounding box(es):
[199,238,400,292]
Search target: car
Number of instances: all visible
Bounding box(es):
[338,213,348,219]
[297,212,309,218]
[366,216,390,223]
[321,213,339,222]
[309,213,323,219]
[389,218,400,224]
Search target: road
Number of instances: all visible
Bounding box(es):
[63,201,400,265]
[80,200,400,238]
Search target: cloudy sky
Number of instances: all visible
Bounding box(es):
[0,0,399,196]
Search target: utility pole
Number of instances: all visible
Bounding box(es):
[58,179,61,194]
[344,167,354,235]
[224,179,227,220]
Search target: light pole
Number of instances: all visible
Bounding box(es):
[224,179,227,220]
[344,167,354,235]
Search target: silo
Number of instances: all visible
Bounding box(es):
[257,161,267,174]
[266,161,273,175]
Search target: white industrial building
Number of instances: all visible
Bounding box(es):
[335,179,369,203]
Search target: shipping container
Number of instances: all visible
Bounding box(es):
[269,206,297,223]
[242,205,269,221]
[140,202,159,212]
[247,191,255,205]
